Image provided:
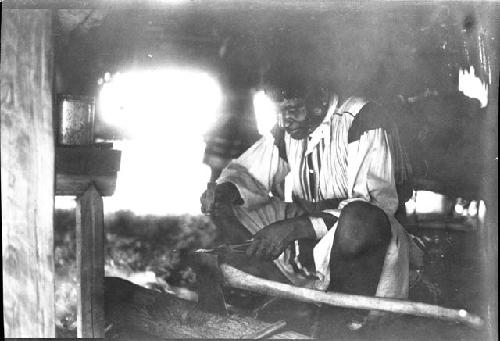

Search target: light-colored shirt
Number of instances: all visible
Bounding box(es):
[217,96,419,299]
[218,96,399,239]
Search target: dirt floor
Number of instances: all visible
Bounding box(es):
[54,209,494,340]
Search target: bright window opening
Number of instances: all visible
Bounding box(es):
[459,66,488,108]
[55,68,222,216]
[253,90,278,135]
[98,68,222,138]
[406,190,448,215]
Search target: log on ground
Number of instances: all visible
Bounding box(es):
[104,276,310,339]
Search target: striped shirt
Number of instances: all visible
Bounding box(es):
[219,96,401,237]
[283,103,354,203]
[217,96,416,296]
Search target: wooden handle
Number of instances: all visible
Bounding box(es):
[220,264,484,329]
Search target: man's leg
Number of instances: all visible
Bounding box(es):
[212,200,320,329]
[210,200,291,284]
[329,201,392,296]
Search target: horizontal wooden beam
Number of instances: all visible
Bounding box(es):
[55,174,117,197]
[55,145,120,196]
[55,145,121,176]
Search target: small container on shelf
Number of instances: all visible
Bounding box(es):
[58,95,95,146]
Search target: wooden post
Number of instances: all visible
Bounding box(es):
[1,9,55,337]
[55,144,120,338]
[76,184,105,338]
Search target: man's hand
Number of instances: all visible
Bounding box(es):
[200,182,243,215]
[246,216,316,260]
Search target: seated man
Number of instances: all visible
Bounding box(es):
[200,77,420,302]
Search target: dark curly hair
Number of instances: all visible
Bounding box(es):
[262,66,334,126]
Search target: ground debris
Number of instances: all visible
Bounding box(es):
[105,276,309,339]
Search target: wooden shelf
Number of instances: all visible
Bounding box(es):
[55,145,121,197]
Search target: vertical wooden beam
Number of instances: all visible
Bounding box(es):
[76,184,105,338]
[1,9,55,337]
[479,6,499,340]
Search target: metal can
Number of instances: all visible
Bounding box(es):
[58,95,95,145]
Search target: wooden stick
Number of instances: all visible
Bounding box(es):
[240,320,287,339]
[220,264,484,329]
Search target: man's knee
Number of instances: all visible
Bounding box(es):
[334,201,391,257]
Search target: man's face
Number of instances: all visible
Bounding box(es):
[279,98,310,140]
[279,97,328,140]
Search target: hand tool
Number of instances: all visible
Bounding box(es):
[193,240,253,255]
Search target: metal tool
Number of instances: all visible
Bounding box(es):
[194,240,253,255]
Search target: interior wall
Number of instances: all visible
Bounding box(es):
[1,9,55,337]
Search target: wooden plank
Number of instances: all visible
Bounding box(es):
[56,173,117,196]
[1,9,55,337]
[55,146,121,175]
[76,184,105,338]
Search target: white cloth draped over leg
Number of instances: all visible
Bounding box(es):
[231,197,412,299]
